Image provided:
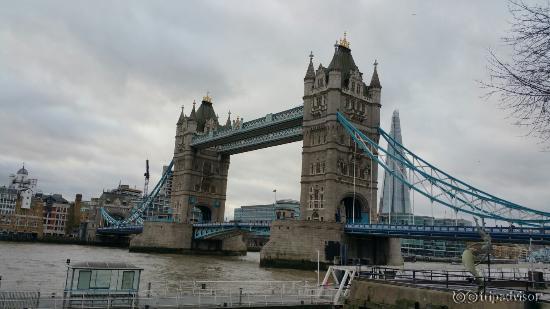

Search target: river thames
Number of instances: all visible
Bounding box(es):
[1,241,544,295]
[0,242,316,293]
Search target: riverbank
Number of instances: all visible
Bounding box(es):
[0,234,129,247]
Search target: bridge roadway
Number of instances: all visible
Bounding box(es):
[96,222,550,244]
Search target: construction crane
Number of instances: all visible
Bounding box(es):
[143,159,150,198]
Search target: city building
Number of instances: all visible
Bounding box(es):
[65,194,83,237]
[0,186,17,215]
[233,199,300,250]
[234,199,300,223]
[400,216,473,258]
[8,164,38,192]
[86,184,142,240]
[0,195,44,239]
[378,110,411,224]
[6,165,39,209]
[42,194,71,237]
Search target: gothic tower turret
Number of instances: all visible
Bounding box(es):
[304,52,315,96]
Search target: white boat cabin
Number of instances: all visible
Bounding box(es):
[64,262,143,294]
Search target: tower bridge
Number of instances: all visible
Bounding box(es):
[98,35,550,268]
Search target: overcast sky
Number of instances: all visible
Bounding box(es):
[1,0,548,220]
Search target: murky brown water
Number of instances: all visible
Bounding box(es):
[2,241,546,294]
[0,241,316,293]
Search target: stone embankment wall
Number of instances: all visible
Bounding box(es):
[346,279,546,309]
[260,220,344,269]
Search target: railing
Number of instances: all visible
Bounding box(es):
[193,222,271,239]
[0,280,336,308]
[360,266,550,294]
[345,223,550,234]
[193,222,271,228]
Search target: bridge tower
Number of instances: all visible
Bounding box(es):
[300,35,381,224]
[261,35,402,268]
[171,95,230,223]
[130,95,245,254]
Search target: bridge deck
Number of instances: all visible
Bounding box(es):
[97,222,550,244]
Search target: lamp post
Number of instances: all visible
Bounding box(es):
[273,189,277,205]
[317,250,320,286]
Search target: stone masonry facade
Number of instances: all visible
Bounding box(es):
[300,37,381,225]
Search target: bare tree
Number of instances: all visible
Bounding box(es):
[482,0,550,142]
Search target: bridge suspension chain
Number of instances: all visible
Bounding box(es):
[336,112,550,227]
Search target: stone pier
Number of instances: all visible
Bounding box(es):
[129,221,246,255]
[260,220,402,269]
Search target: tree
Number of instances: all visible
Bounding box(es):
[482,0,550,142]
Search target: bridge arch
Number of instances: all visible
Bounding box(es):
[339,193,369,224]
[194,205,212,223]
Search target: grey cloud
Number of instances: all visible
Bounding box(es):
[0,0,547,221]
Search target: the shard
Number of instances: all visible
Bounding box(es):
[379,110,411,221]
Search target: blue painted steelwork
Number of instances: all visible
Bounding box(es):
[344,224,550,244]
[100,160,174,228]
[96,225,144,235]
[191,106,303,147]
[190,106,304,154]
[193,222,271,240]
[214,126,302,154]
[336,112,550,227]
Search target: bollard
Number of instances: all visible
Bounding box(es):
[239,288,242,305]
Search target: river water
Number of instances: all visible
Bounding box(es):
[1,241,546,294]
[0,242,316,293]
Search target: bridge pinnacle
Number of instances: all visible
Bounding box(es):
[304,51,316,80]
[225,110,232,127]
[177,104,185,125]
[203,91,212,104]
[189,100,197,120]
[370,60,381,89]
[338,31,350,49]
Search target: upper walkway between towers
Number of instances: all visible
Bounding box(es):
[190,105,304,155]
